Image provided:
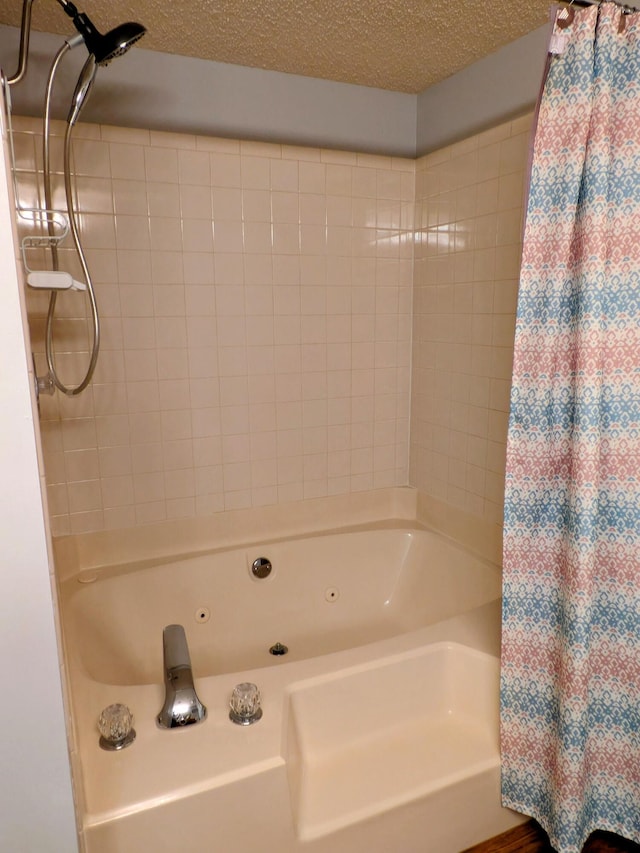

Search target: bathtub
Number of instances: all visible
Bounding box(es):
[58,519,524,853]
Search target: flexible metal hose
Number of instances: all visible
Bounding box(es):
[42,44,100,395]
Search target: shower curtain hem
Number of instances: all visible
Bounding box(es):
[500,796,640,853]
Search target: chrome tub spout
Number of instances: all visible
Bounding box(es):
[157,624,207,728]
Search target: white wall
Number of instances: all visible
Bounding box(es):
[0,81,78,851]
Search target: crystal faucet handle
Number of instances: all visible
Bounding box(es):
[229,682,262,725]
[98,703,136,750]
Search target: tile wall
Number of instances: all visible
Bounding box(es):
[12,117,413,535]
[12,110,533,539]
[410,113,532,528]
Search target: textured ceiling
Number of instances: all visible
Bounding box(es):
[0,0,552,94]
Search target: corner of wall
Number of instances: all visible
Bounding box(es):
[415,23,549,157]
[416,491,503,566]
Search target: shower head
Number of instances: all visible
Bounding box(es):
[96,21,146,64]
[56,0,146,66]
[74,17,146,65]
[67,53,97,126]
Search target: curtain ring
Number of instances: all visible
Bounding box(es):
[557,6,575,29]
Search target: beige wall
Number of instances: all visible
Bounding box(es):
[14,117,413,535]
[410,114,532,533]
[14,111,532,541]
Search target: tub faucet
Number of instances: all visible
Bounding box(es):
[157,624,207,728]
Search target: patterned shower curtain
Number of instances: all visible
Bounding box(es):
[501,4,640,852]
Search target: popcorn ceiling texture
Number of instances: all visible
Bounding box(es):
[0,0,550,93]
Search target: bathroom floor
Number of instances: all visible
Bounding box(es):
[463,821,640,853]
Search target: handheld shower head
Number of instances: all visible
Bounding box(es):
[92,21,146,64]
[67,54,96,126]
[57,1,146,65]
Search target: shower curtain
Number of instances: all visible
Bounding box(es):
[501,4,640,852]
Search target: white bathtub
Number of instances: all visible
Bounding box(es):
[58,521,523,853]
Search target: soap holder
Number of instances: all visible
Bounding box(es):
[27,271,87,291]
[19,211,86,292]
